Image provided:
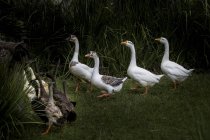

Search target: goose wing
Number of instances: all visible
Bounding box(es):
[163,61,190,77]
[79,63,93,72]
[132,67,160,82]
[101,75,125,87]
[70,61,93,72]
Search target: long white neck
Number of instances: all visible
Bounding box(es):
[162,41,170,63]
[71,39,79,62]
[128,45,137,67]
[93,56,100,76]
[27,67,36,81]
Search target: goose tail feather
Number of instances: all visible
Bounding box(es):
[122,77,128,82]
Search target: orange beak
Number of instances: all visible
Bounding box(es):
[155,38,161,42]
[85,54,91,58]
[120,40,128,45]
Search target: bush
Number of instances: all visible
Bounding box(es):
[0,63,34,140]
[0,0,210,74]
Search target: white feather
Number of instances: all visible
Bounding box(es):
[156,37,194,82]
[121,40,163,87]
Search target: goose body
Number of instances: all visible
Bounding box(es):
[31,66,63,135]
[121,40,163,94]
[66,35,93,92]
[85,51,127,97]
[43,82,63,135]
[127,65,163,87]
[69,61,93,81]
[155,37,194,89]
[46,74,77,123]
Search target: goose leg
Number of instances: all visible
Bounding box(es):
[42,122,52,135]
[75,79,80,92]
[97,91,111,98]
[142,86,148,95]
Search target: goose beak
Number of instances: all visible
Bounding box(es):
[85,54,90,58]
[155,38,161,42]
[121,41,127,45]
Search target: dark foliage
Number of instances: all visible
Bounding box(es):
[0,0,210,73]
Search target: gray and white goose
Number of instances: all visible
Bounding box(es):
[85,51,127,98]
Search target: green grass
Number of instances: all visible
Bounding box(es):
[15,73,210,140]
[0,63,35,140]
[1,0,210,72]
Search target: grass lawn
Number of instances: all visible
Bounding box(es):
[15,73,210,140]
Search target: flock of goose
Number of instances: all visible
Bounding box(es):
[23,35,193,135]
[67,35,194,97]
[23,63,76,135]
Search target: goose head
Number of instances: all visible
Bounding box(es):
[66,35,78,42]
[85,51,98,59]
[155,37,168,44]
[121,40,134,48]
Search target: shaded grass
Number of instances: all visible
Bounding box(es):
[16,73,210,140]
[0,63,36,140]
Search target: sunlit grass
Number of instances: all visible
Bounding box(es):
[17,73,210,140]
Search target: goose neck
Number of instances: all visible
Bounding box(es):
[93,56,100,75]
[162,42,170,63]
[72,39,79,61]
[49,84,54,103]
[129,45,137,67]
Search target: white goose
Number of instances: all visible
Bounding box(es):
[24,66,49,96]
[23,70,37,101]
[155,37,194,89]
[85,51,127,98]
[121,40,164,94]
[66,35,93,92]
